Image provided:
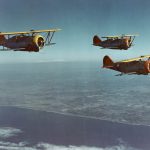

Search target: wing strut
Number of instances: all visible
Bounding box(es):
[129,36,135,47]
[45,31,56,46]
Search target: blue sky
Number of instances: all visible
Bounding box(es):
[0,0,150,62]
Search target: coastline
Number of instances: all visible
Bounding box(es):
[0,104,149,127]
[0,105,150,149]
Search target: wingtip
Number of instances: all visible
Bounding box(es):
[56,28,62,31]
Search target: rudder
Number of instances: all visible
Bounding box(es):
[0,34,6,45]
[93,35,102,46]
[103,55,114,67]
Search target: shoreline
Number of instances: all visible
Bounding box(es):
[0,104,149,127]
[0,105,150,149]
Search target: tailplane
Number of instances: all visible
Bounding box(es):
[103,55,114,68]
[93,35,102,46]
[0,34,6,45]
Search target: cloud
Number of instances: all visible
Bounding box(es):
[0,127,22,139]
[36,143,140,150]
[0,141,34,150]
[0,141,141,150]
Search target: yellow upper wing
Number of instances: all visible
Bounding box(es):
[120,55,150,62]
[0,29,61,35]
[102,34,138,39]
[123,34,139,37]
[102,35,121,38]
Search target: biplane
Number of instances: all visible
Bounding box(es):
[93,34,138,50]
[0,28,61,52]
[102,55,150,75]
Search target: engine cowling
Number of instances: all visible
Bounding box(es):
[144,61,150,73]
[33,35,45,49]
[26,35,45,52]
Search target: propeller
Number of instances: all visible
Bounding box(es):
[37,37,45,48]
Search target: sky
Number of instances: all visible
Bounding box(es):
[0,0,150,63]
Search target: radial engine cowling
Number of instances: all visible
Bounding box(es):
[27,35,45,52]
[33,35,45,49]
[144,61,150,74]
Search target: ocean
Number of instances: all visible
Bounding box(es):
[0,62,150,150]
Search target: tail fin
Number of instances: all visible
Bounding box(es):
[0,35,6,45]
[103,55,114,68]
[93,35,102,46]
